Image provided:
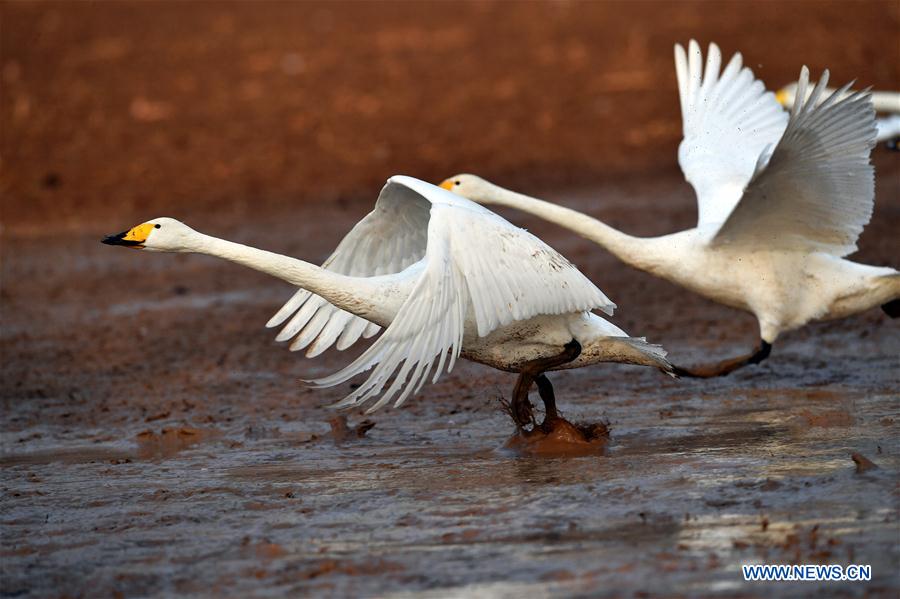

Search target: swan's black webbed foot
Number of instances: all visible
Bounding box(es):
[882,299,900,318]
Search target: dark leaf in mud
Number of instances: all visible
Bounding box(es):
[355,420,376,438]
[135,427,217,459]
[328,416,351,442]
[328,415,376,443]
[851,452,878,473]
[144,411,171,423]
[253,542,286,560]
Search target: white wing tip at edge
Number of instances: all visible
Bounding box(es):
[601,299,617,316]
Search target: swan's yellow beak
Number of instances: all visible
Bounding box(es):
[775,89,790,107]
[102,222,154,248]
[438,178,455,191]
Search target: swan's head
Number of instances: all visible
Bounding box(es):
[438,173,489,199]
[102,217,197,252]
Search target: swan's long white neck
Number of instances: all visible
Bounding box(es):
[184,233,400,326]
[467,181,666,272]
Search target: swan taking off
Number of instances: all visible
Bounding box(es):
[102,176,672,433]
[442,41,900,378]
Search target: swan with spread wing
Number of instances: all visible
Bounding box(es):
[103,176,672,432]
[442,41,899,378]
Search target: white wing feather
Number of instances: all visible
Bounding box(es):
[675,40,789,229]
[308,176,614,412]
[712,67,877,256]
[265,193,429,357]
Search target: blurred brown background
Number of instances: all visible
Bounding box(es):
[2,0,899,228]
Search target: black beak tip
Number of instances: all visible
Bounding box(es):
[101,231,139,246]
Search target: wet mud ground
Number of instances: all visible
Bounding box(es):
[2,1,900,597]
[3,168,899,597]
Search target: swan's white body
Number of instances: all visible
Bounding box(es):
[777,83,900,142]
[444,42,900,346]
[598,231,897,342]
[105,176,669,412]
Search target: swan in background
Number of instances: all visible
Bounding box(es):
[777,82,900,144]
[103,175,672,433]
[442,41,899,378]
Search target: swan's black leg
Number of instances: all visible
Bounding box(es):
[673,341,772,378]
[508,340,582,430]
[534,374,558,423]
[882,299,900,318]
[510,371,537,430]
[748,341,772,364]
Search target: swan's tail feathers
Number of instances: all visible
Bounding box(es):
[621,337,676,378]
[883,299,900,319]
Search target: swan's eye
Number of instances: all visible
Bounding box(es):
[454,180,460,186]
[155,224,161,229]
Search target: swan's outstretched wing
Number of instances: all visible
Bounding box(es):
[712,67,877,256]
[310,176,614,412]
[265,192,429,357]
[675,40,788,230]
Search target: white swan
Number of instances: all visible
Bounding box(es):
[102,175,672,430]
[777,82,900,143]
[442,41,900,378]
